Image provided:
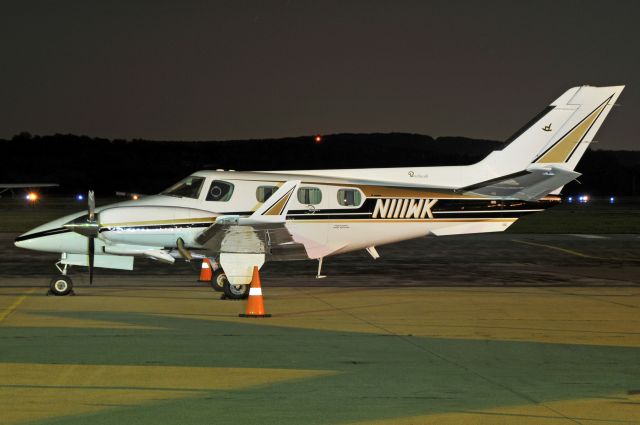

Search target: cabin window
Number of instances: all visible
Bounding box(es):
[337,189,362,207]
[256,185,278,203]
[206,180,234,202]
[161,176,205,199]
[297,187,322,205]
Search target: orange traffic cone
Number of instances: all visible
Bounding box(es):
[239,266,271,318]
[198,258,213,282]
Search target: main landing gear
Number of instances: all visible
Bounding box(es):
[48,262,75,296]
[208,261,249,300]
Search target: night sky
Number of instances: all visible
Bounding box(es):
[2,0,638,150]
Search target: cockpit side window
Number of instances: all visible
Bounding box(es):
[206,180,234,202]
[161,176,205,199]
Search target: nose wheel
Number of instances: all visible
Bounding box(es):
[48,275,74,296]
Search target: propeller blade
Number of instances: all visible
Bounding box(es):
[88,190,95,222]
[88,237,95,285]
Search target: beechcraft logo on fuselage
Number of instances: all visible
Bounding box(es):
[372,198,438,219]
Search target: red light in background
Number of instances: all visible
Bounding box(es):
[314,135,322,144]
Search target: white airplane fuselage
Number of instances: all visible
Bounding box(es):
[14,170,555,263]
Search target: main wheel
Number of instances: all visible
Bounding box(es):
[210,269,226,292]
[49,275,73,296]
[223,280,249,300]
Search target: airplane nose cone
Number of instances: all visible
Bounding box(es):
[14,230,42,250]
[14,237,26,249]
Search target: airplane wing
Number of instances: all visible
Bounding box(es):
[459,165,580,201]
[195,180,307,260]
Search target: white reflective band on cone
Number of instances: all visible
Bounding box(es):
[202,262,210,268]
[249,287,262,296]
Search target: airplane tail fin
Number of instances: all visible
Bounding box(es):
[462,85,624,200]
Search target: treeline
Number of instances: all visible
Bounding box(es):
[2,132,639,196]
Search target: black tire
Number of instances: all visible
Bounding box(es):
[223,280,249,300]
[210,269,226,292]
[49,275,73,296]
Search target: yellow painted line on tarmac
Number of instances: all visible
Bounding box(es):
[0,363,335,425]
[0,362,334,391]
[343,392,640,425]
[0,288,35,324]
[512,239,640,262]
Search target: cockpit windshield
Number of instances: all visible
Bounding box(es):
[161,176,205,199]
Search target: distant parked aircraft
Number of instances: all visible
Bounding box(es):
[0,183,58,197]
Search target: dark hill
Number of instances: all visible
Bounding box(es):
[1,132,638,196]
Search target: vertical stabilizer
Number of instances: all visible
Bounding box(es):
[479,85,624,175]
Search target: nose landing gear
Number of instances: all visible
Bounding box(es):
[48,261,75,296]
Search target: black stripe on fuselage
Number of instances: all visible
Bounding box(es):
[14,227,71,242]
[289,198,557,219]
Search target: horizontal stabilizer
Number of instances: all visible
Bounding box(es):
[249,180,300,221]
[461,165,581,201]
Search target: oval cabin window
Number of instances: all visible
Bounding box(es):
[337,188,362,206]
[297,187,322,205]
[256,185,278,202]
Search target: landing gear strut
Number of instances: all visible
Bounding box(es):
[49,262,74,296]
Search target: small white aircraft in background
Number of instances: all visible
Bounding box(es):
[15,85,624,297]
[0,183,59,199]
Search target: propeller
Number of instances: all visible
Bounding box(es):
[63,190,99,284]
[87,190,95,285]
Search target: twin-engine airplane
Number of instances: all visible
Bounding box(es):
[15,85,624,297]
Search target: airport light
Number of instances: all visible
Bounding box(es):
[26,192,38,202]
[314,135,322,144]
[76,194,84,201]
[567,196,573,203]
[132,194,139,200]
[610,196,615,204]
